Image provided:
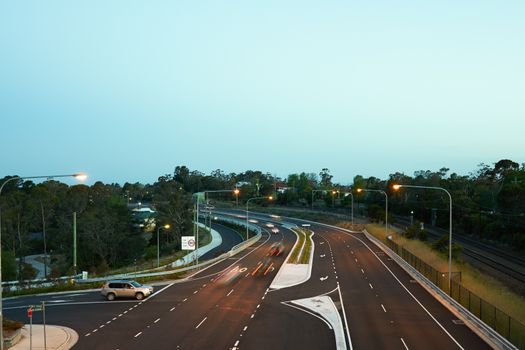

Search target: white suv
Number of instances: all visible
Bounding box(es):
[101,280,154,301]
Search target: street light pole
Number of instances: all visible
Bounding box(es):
[246,196,273,240]
[0,173,86,350]
[341,191,354,229]
[156,224,170,268]
[393,184,453,293]
[357,188,388,235]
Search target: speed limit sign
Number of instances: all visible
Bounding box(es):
[182,236,196,250]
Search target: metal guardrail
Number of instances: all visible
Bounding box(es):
[3,215,262,290]
[363,230,519,350]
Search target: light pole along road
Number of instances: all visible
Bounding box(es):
[393,184,454,292]
[357,188,388,235]
[0,172,87,350]
[311,189,336,209]
[156,224,170,268]
[246,196,272,240]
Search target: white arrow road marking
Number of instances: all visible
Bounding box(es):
[320,254,326,258]
[320,276,329,281]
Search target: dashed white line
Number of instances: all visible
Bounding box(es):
[193,290,198,294]
[170,307,176,312]
[401,338,409,349]
[183,298,188,302]
[99,325,105,329]
[134,332,142,338]
[112,317,117,321]
[234,340,239,347]
[154,318,160,323]
[256,304,260,309]
[355,258,358,263]
[250,314,255,319]
[243,326,248,331]
[106,321,111,324]
[196,317,207,329]
[369,283,374,289]
[361,269,365,274]
[381,304,387,313]
[85,333,91,337]
[227,289,234,297]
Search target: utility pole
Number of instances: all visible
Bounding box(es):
[73,212,77,275]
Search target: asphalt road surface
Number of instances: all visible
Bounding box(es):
[4,212,491,349]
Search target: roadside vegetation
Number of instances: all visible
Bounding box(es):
[288,228,312,264]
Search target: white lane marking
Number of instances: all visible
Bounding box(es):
[339,229,465,349]
[112,317,117,321]
[243,326,248,331]
[123,311,128,314]
[401,338,409,349]
[183,298,188,302]
[227,289,234,297]
[92,329,98,333]
[99,325,105,328]
[235,340,239,347]
[203,284,207,287]
[149,282,175,299]
[85,333,91,337]
[118,314,123,317]
[257,304,260,309]
[134,332,142,338]
[193,290,198,294]
[196,317,207,329]
[250,314,254,319]
[154,318,160,323]
[170,307,176,312]
[281,302,333,330]
[354,258,358,263]
[320,276,329,281]
[369,283,373,290]
[361,269,364,274]
[381,304,387,313]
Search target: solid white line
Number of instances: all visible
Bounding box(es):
[195,317,207,329]
[154,318,160,323]
[401,338,409,350]
[381,304,387,313]
[281,302,332,330]
[337,283,353,350]
[149,282,175,300]
[134,332,142,338]
[340,230,465,349]
[227,289,234,296]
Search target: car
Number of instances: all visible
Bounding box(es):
[267,242,285,257]
[271,228,280,234]
[252,257,274,276]
[101,280,154,301]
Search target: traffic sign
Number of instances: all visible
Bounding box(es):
[27,307,33,318]
[182,236,196,250]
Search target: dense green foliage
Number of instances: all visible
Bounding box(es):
[1,159,523,280]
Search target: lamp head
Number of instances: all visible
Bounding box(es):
[164,224,171,229]
[357,188,363,193]
[74,173,88,181]
[233,189,240,195]
[392,184,402,191]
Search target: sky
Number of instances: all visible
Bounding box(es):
[1,1,524,186]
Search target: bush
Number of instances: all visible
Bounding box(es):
[3,318,23,331]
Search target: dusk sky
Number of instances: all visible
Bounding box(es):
[1,1,524,185]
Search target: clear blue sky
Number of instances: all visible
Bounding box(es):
[1,1,524,185]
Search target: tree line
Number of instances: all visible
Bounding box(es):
[1,159,523,280]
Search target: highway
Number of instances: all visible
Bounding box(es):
[4,212,492,349]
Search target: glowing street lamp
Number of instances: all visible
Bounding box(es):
[393,183,454,292]
[157,224,171,268]
[0,172,86,350]
[246,196,273,240]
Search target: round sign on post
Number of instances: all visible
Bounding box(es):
[27,307,33,318]
[188,238,195,248]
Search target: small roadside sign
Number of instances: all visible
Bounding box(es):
[182,236,196,250]
[27,307,33,318]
